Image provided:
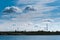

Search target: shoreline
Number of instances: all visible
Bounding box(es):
[0,31,60,35]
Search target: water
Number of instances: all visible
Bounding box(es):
[0,35,60,40]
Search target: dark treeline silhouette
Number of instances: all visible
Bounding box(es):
[0,31,60,35]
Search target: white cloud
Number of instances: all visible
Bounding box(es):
[20,0,57,21]
[0,18,59,31]
[17,0,56,5]
[2,0,57,22]
[23,5,37,12]
[1,6,23,20]
[42,19,54,23]
[38,0,56,4]
[3,6,22,14]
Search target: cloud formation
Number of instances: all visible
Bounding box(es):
[42,19,54,23]
[3,6,22,14]
[17,0,56,5]
[1,6,22,20]
[23,5,36,13]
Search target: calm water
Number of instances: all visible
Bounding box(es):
[0,35,60,40]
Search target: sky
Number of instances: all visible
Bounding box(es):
[0,0,60,31]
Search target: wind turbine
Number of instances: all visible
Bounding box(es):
[42,19,54,31]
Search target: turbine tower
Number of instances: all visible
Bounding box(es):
[42,19,53,31]
[46,23,48,31]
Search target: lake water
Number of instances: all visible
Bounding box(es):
[0,35,60,40]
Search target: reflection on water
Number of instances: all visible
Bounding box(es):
[0,35,60,40]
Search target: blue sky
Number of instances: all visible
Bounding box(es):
[0,0,60,31]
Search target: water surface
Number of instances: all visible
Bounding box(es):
[0,35,60,40]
